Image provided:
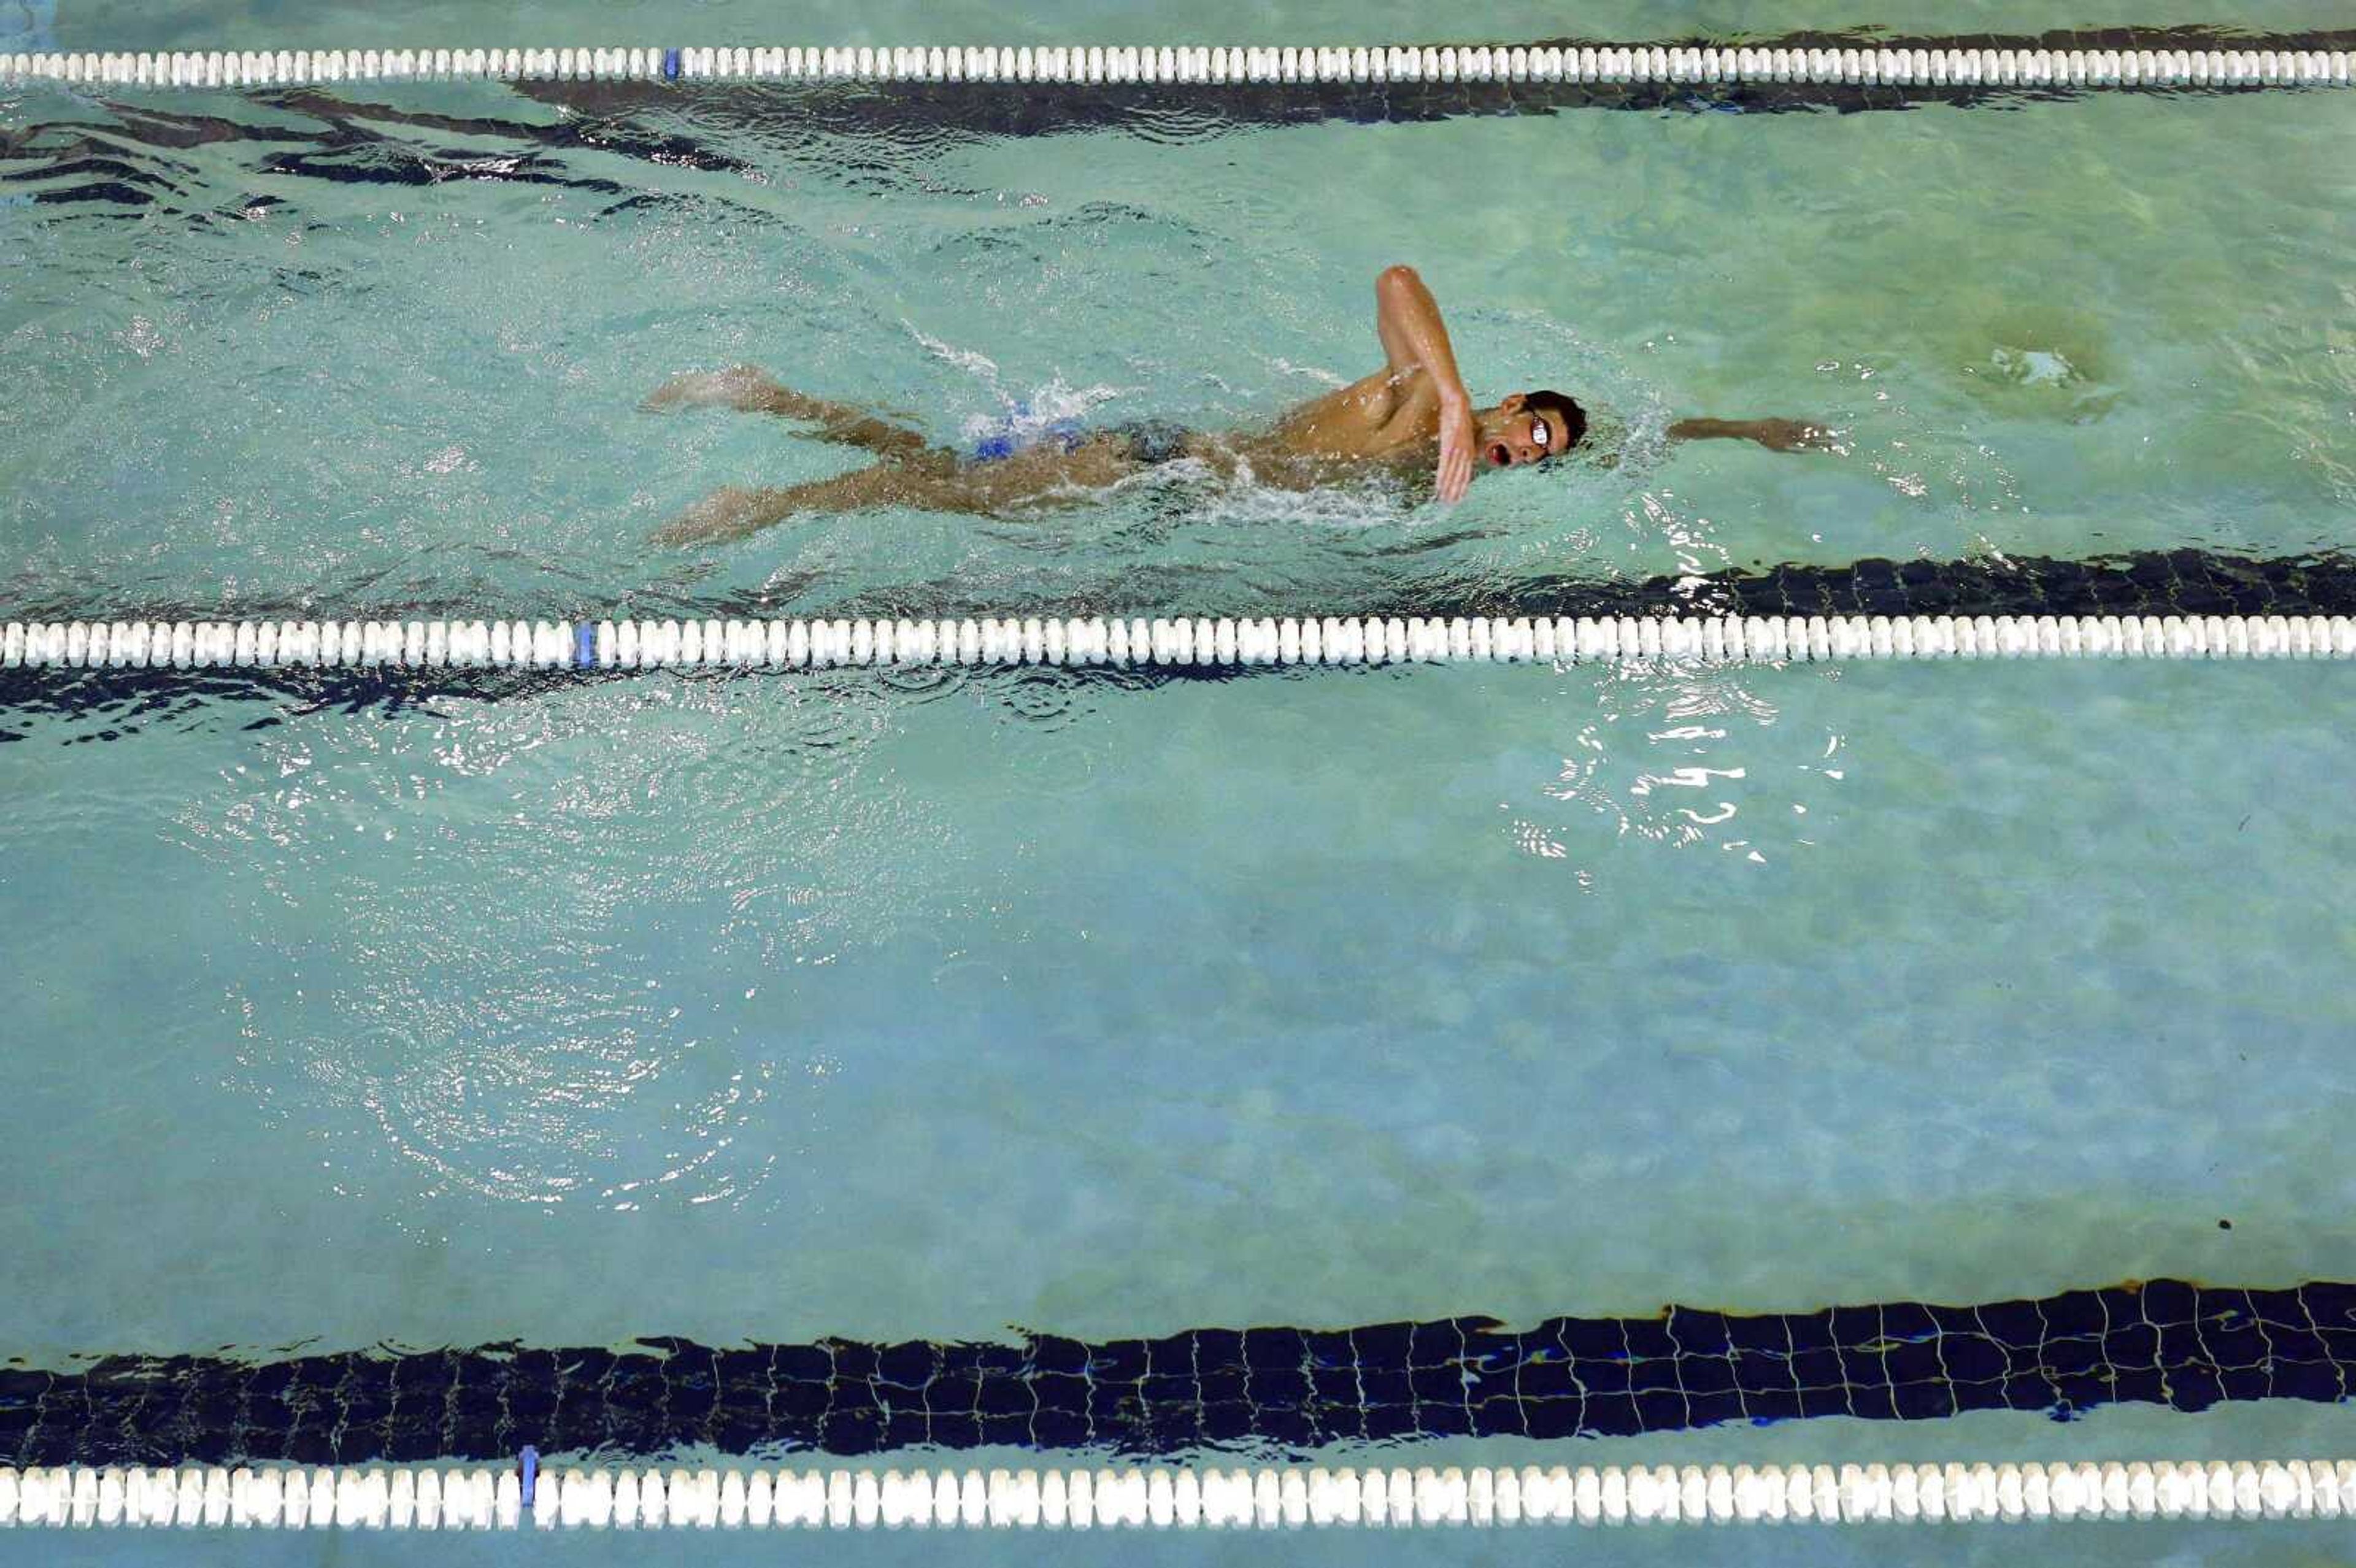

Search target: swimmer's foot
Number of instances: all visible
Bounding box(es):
[652,485,786,547]
[642,364,783,413]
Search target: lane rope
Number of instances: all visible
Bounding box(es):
[1,42,2350,91]
[1,1455,2348,1529]
[5,613,2356,672]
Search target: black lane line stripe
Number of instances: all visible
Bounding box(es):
[10,546,2356,636]
[2,1280,2346,1466]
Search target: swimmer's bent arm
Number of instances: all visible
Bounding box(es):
[1375,265,1476,502]
[1668,417,1838,453]
[1374,266,1469,399]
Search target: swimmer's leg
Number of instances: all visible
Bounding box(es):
[653,455,972,547]
[652,439,1139,548]
[654,468,909,548]
[644,364,933,461]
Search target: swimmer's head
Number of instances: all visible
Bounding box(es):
[1476,390,1587,471]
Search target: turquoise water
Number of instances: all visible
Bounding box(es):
[10,1507,2352,1568]
[4,5,2356,1560]
[2,85,2352,612]
[6,663,2356,1364]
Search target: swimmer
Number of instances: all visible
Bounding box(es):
[646,265,1831,546]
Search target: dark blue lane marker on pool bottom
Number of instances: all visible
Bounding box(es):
[1,1278,2350,1467]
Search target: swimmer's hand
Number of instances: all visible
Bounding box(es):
[652,485,782,547]
[1435,398,1476,504]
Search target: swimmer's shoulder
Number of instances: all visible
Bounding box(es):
[1269,369,1409,437]
[1350,367,1442,448]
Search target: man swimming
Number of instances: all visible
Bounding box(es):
[646,265,1828,546]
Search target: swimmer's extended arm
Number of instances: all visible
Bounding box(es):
[1668,417,1839,453]
[1375,265,1475,502]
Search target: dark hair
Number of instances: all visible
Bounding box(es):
[1521,390,1588,456]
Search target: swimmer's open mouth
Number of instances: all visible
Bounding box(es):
[1487,442,1510,467]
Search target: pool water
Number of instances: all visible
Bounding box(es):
[3,0,2355,1558]
[2,67,2351,611]
[9,661,2356,1354]
[7,1504,2350,1567]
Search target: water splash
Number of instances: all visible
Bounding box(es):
[1516,660,1847,876]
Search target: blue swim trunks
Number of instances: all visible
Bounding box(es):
[968,415,1191,467]
[969,416,1086,463]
